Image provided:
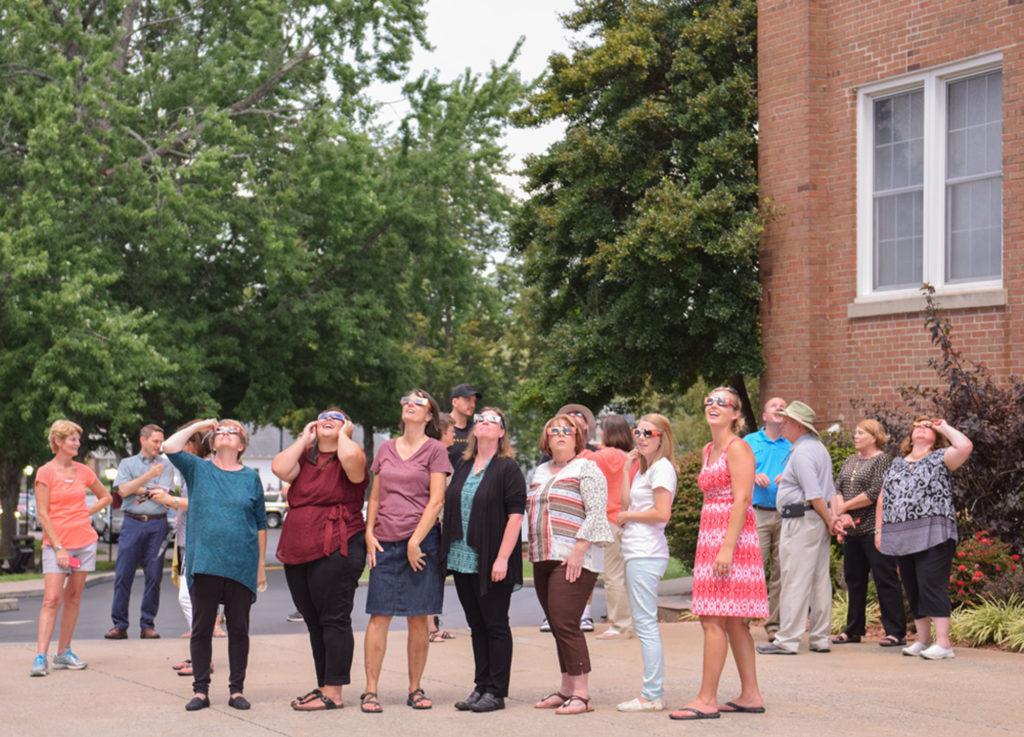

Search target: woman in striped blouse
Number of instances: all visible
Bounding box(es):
[527,413,615,715]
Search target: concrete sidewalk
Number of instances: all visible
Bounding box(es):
[2,624,1019,737]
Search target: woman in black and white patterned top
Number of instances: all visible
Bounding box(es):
[831,420,904,647]
[877,417,972,661]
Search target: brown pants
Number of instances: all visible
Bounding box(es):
[534,560,598,675]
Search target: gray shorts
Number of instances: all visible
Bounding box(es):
[42,543,98,574]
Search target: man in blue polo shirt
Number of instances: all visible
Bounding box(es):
[105,424,176,639]
[743,397,791,638]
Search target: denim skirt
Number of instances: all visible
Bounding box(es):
[366,526,444,616]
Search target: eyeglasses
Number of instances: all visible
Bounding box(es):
[547,426,575,437]
[912,421,933,429]
[214,426,240,436]
[704,396,736,409]
[566,411,585,418]
[474,413,504,427]
[317,411,347,423]
[633,428,662,439]
[400,395,430,407]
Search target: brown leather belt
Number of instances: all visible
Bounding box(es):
[124,511,167,522]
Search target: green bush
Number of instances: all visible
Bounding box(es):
[831,589,880,634]
[982,563,1024,602]
[949,596,1024,648]
[665,450,704,566]
[950,531,1019,607]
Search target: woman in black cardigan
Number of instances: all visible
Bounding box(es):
[440,407,526,713]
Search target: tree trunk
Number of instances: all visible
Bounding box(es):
[362,427,375,462]
[0,457,21,560]
[729,374,759,435]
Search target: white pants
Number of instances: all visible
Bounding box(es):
[602,527,633,632]
[178,561,192,629]
[774,515,832,652]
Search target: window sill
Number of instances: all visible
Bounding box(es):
[847,288,1007,319]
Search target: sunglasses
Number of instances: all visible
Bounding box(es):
[547,426,576,437]
[474,413,504,427]
[912,421,934,429]
[214,426,240,436]
[317,411,347,423]
[704,396,736,409]
[633,428,662,439]
[399,395,430,407]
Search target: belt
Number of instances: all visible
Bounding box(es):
[124,511,167,522]
[753,504,777,512]
[780,501,814,519]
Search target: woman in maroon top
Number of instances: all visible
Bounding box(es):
[271,408,368,711]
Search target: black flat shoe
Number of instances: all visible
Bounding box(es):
[470,693,505,713]
[455,690,482,711]
[185,696,210,712]
[228,695,251,710]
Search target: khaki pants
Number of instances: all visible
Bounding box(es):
[755,508,782,630]
[602,527,632,633]
[775,514,832,652]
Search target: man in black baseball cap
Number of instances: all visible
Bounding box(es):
[447,384,483,466]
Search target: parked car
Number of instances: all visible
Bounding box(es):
[85,493,123,542]
[264,491,287,529]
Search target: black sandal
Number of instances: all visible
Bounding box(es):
[293,690,341,711]
[291,689,323,708]
[879,635,907,647]
[831,633,861,644]
[407,688,433,710]
[360,691,383,713]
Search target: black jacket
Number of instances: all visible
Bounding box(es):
[440,456,526,596]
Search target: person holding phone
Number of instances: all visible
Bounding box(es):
[272,408,368,711]
[360,390,451,713]
[163,419,267,712]
[31,420,113,676]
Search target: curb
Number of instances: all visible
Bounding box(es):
[0,571,117,600]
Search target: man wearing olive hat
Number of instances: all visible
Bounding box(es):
[448,384,483,467]
[757,401,838,655]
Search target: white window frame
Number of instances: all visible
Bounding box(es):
[855,52,1003,301]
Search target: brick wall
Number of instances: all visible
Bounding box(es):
[758,0,1023,426]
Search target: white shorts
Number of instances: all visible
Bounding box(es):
[42,543,98,574]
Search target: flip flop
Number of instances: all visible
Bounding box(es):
[555,695,593,715]
[293,690,342,711]
[291,689,323,708]
[535,692,569,709]
[879,635,907,647]
[669,707,720,720]
[721,701,766,714]
[831,633,861,644]
[428,630,455,642]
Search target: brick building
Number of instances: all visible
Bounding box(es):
[757,0,1022,425]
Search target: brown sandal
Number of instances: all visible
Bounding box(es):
[535,692,569,709]
[293,690,342,711]
[407,688,432,709]
[555,695,593,715]
[360,692,383,713]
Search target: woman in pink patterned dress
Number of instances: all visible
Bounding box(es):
[670,386,768,721]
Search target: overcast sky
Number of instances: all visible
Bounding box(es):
[365,0,582,196]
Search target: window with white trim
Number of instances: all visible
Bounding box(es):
[857,56,1002,298]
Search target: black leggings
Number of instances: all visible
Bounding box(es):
[453,573,514,697]
[284,535,366,687]
[898,539,956,619]
[189,574,254,695]
[843,534,906,638]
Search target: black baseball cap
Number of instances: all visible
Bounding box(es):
[450,383,483,400]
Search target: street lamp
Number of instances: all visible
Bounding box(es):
[20,465,34,536]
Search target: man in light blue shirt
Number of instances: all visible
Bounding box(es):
[106,424,176,639]
[743,397,791,637]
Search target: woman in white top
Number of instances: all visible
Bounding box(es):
[615,414,678,712]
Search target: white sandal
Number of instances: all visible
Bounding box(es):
[617,697,664,712]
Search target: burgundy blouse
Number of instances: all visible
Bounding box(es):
[276,452,368,565]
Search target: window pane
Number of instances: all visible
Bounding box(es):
[874,145,892,190]
[892,142,910,188]
[874,191,923,290]
[967,74,987,126]
[947,178,1002,281]
[986,121,1001,172]
[875,97,893,144]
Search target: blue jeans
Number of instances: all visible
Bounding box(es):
[625,557,668,700]
[111,516,168,630]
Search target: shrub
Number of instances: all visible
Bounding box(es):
[832,590,880,634]
[1002,615,1024,653]
[949,597,1024,648]
[665,450,704,566]
[982,561,1024,602]
[949,531,1018,608]
[855,285,1024,549]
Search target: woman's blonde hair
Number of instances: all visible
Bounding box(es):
[48,419,83,454]
[899,416,950,455]
[856,419,889,448]
[463,407,515,461]
[215,419,249,457]
[709,386,746,434]
[637,413,676,473]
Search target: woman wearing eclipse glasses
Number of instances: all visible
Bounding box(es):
[439,407,527,713]
[271,408,368,710]
[162,418,267,712]
[527,413,614,715]
[361,389,452,713]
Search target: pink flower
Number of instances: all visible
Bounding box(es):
[958,565,967,572]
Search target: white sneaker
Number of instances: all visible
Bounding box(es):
[919,644,955,660]
[901,641,928,657]
[617,697,664,712]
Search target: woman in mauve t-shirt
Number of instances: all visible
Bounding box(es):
[271,408,368,711]
[31,419,112,677]
[360,389,452,713]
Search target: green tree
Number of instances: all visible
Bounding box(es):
[511,0,762,424]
